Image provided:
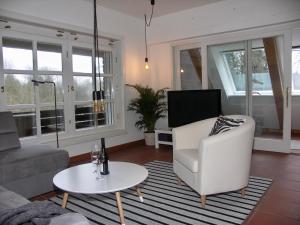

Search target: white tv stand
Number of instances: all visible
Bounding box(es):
[154,129,173,149]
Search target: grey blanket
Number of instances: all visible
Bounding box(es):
[0,201,68,225]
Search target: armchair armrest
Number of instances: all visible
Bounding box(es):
[172,117,216,150]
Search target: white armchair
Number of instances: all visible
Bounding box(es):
[172,115,255,207]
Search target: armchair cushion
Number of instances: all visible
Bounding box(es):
[174,149,198,172]
[209,116,245,136]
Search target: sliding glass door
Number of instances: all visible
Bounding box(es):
[174,30,292,152]
[207,41,247,116]
[206,36,291,152]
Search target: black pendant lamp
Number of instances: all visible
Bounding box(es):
[93,0,105,118]
[144,0,155,70]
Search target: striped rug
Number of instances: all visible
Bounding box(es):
[50,161,272,225]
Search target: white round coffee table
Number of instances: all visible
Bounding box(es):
[53,161,148,225]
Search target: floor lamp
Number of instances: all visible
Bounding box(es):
[32,79,59,148]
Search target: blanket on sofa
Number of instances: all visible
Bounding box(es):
[0,201,68,225]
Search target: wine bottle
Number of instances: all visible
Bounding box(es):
[100,137,109,175]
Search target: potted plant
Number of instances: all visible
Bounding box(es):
[127,84,167,146]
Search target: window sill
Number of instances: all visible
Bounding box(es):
[20,127,127,147]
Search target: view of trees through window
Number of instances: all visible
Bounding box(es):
[2,39,65,137]
[1,36,114,138]
[223,48,271,93]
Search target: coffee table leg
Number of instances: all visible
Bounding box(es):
[62,192,69,208]
[135,186,144,202]
[115,192,126,225]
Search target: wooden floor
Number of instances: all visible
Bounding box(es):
[35,143,300,225]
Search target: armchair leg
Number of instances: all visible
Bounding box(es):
[240,188,246,197]
[200,195,206,207]
[176,176,182,185]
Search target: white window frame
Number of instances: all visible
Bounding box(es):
[292,47,300,96]
[69,42,115,133]
[0,22,125,147]
[1,32,66,139]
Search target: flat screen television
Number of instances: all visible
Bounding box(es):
[168,89,221,128]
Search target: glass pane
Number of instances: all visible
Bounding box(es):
[74,76,93,101]
[252,48,272,92]
[96,77,113,99]
[37,43,62,71]
[75,104,106,129]
[223,50,246,91]
[40,106,65,134]
[292,47,300,92]
[3,38,33,70]
[38,75,64,103]
[252,37,283,138]
[72,47,92,73]
[4,74,34,105]
[12,109,37,138]
[104,101,114,125]
[208,42,247,115]
[180,48,202,90]
[96,51,112,74]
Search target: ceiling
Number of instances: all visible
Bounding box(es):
[96,0,223,19]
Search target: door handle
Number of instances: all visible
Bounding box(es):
[1,86,4,93]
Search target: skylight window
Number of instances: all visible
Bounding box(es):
[222,48,273,95]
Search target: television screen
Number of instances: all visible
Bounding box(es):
[167,89,221,128]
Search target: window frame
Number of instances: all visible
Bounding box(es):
[292,46,300,96]
[220,47,275,96]
[0,27,124,146]
[69,42,115,132]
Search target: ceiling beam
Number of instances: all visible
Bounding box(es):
[188,49,202,82]
[263,37,284,130]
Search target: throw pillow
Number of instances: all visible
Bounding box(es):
[209,116,245,136]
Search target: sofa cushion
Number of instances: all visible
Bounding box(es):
[0,111,21,152]
[174,149,198,172]
[0,144,69,185]
[0,132,21,152]
[0,186,30,211]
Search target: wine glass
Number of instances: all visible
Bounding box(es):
[91,143,100,173]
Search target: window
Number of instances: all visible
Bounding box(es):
[2,37,65,137]
[72,47,114,130]
[1,29,119,141]
[222,48,272,95]
[292,47,300,95]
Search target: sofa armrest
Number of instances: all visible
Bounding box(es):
[172,117,216,150]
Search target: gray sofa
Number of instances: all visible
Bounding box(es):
[0,185,90,225]
[0,111,69,198]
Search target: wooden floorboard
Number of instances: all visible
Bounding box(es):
[33,143,300,225]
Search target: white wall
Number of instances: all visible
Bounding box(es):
[148,0,300,132]
[0,0,148,156]
[148,0,300,89]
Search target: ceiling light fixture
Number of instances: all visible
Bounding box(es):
[144,0,155,70]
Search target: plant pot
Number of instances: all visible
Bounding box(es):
[144,132,155,146]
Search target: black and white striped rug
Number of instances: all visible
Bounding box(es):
[50,161,272,225]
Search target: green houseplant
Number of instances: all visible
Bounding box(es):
[127,84,167,146]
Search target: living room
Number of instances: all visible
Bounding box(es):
[0,0,300,224]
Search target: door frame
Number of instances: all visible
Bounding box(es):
[173,22,299,153]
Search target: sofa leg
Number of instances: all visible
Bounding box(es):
[240,188,246,197]
[200,195,206,207]
[176,176,182,185]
